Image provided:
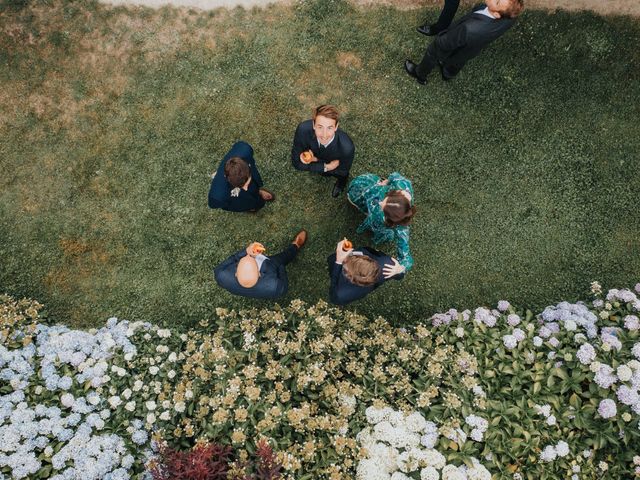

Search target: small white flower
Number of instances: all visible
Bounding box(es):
[149,366,159,375]
[617,365,633,382]
[455,327,464,338]
[146,413,156,424]
[146,401,157,411]
[546,415,556,426]
[108,396,122,408]
[556,441,569,457]
[168,370,176,379]
[122,388,132,400]
[125,401,136,412]
[174,401,186,413]
[160,410,171,421]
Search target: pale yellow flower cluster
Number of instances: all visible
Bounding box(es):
[0,294,42,348]
[153,301,481,479]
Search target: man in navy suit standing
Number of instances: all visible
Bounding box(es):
[208,141,275,212]
[404,0,524,84]
[328,239,405,306]
[214,230,307,299]
[291,105,355,198]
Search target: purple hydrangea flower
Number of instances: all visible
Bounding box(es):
[598,399,617,419]
[576,344,596,365]
[503,335,518,350]
[624,315,640,331]
[507,314,521,326]
[497,300,511,312]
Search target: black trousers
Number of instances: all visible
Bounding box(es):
[269,244,298,268]
[431,0,460,32]
[415,43,463,79]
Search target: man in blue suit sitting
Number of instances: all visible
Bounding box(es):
[214,230,307,299]
[208,141,275,212]
[328,239,405,306]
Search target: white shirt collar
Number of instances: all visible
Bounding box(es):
[477,7,497,18]
[255,254,268,270]
[317,135,336,148]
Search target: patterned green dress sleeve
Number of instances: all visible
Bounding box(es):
[388,172,414,202]
[395,225,414,272]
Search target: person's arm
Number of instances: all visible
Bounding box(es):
[207,162,230,209]
[291,123,326,173]
[213,250,246,288]
[334,135,355,177]
[222,192,264,212]
[435,23,468,54]
[395,227,414,272]
[388,172,414,202]
[246,157,264,188]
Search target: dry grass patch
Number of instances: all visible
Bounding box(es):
[336,51,363,70]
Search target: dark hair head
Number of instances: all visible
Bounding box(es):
[343,255,381,287]
[312,105,339,124]
[224,157,250,188]
[383,190,416,227]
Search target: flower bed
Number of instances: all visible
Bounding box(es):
[1,283,640,479]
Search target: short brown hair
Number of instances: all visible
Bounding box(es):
[501,0,524,18]
[383,191,416,227]
[343,255,381,287]
[312,105,339,124]
[224,157,250,188]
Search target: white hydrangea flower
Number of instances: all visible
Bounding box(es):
[617,365,633,382]
[405,412,428,433]
[556,441,569,457]
[540,445,557,462]
[421,466,439,480]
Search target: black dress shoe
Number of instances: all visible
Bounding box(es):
[332,181,345,198]
[416,24,438,36]
[404,60,427,85]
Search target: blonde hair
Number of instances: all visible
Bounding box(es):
[343,255,381,287]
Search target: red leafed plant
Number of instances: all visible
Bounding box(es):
[150,442,233,480]
[252,439,283,480]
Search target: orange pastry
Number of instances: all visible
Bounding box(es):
[253,243,266,255]
[301,151,313,164]
[342,239,353,251]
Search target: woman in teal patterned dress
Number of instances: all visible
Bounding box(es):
[347,172,416,272]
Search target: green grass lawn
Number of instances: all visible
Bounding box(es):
[1,0,639,328]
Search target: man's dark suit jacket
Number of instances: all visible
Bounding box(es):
[328,247,404,306]
[208,141,265,212]
[433,5,516,70]
[214,250,288,299]
[291,120,355,178]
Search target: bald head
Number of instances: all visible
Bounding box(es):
[236,255,259,288]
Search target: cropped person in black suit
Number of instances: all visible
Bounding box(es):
[328,239,405,306]
[416,0,461,37]
[291,105,355,198]
[208,141,275,212]
[214,230,307,299]
[405,0,524,84]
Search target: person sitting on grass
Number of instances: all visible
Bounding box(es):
[208,141,275,212]
[347,172,416,273]
[404,0,524,84]
[291,104,355,198]
[214,230,307,299]
[328,239,405,306]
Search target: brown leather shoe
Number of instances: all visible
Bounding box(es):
[292,229,307,249]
